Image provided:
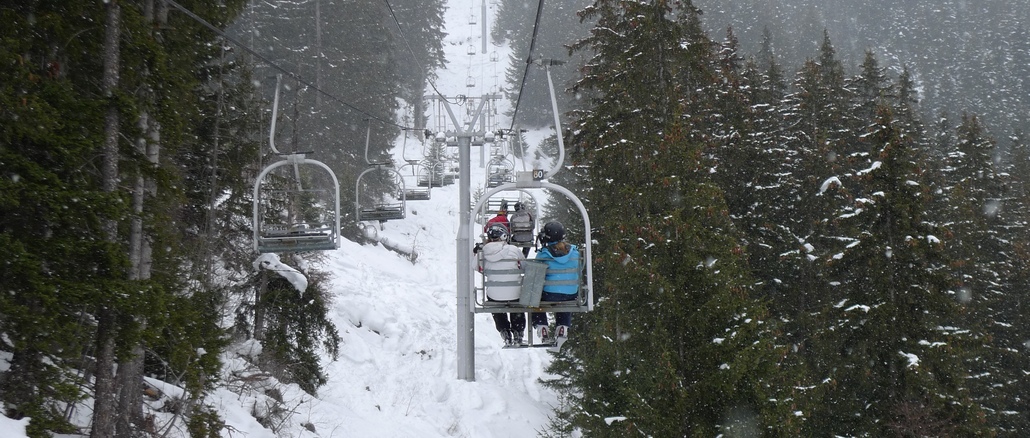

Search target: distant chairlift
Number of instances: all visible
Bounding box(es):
[399,134,431,200]
[399,160,431,200]
[417,158,443,187]
[443,159,460,183]
[478,192,521,217]
[355,122,406,223]
[506,196,540,250]
[485,155,515,188]
[355,166,406,222]
[253,75,340,253]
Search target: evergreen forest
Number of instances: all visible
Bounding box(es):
[3,0,1030,436]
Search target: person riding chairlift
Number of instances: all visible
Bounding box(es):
[531,221,580,347]
[476,224,526,346]
[484,200,510,235]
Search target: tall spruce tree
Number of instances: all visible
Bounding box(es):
[982,128,1030,434]
[804,104,986,436]
[763,35,856,348]
[0,1,255,436]
[547,0,792,435]
[0,5,124,433]
[945,114,1027,435]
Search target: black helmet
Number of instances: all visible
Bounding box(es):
[514,201,524,211]
[538,221,565,245]
[487,224,508,241]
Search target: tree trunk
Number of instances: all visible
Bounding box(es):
[114,2,165,436]
[92,1,121,436]
[414,73,426,133]
[116,110,159,437]
[115,346,145,437]
[254,271,267,340]
[92,310,118,438]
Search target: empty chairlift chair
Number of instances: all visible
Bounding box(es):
[486,156,515,188]
[253,154,341,253]
[355,165,406,223]
[399,161,431,201]
[252,74,340,254]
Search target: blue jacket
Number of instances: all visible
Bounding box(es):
[536,243,580,296]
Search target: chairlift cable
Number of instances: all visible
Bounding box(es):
[507,0,547,132]
[379,0,460,105]
[164,0,407,130]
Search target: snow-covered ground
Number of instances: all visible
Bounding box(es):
[206,175,560,437]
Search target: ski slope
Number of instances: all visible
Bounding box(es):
[226,0,565,436]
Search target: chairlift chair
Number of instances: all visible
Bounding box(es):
[481,194,520,216]
[417,159,444,187]
[354,117,407,222]
[469,181,593,315]
[253,155,341,253]
[444,160,460,183]
[506,198,539,249]
[486,156,515,188]
[252,74,341,254]
[355,165,406,223]
[471,60,594,315]
[398,161,431,201]
[399,133,431,200]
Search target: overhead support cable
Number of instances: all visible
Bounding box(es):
[380,0,458,104]
[507,0,548,132]
[164,0,407,130]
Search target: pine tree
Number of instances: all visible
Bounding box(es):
[849,50,892,128]
[0,2,272,435]
[0,7,122,432]
[762,35,856,347]
[804,104,987,436]
[945,114,1029,434]
[983,128,1030,434]
[255,269,340,395]
[547,1,793,435]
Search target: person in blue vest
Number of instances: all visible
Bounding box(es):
[531,221,580,346]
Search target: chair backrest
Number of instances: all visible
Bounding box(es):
[479,253,523,301]
[508,210,534,243]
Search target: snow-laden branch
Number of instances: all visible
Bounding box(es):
[254,253,308,292]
